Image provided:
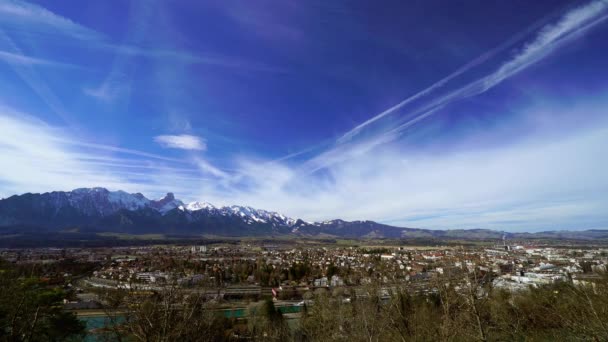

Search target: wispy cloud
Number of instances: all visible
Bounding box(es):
[1,97,607,232]
[0,1,102,123]
[0,1,285,107]
[0,50,76,68]
[201,113,608,232]
[0,107,212,199]
[63,140,189,164]
[80,0,285,105]
[103,43,287,73]
[337,0,608,146]
[1,1,607,233]
[154,134,207,151]
[83,77,131,102]
[0,0,103,40]
[193,158,229,179]
[0,31,74,123]
[0,109,125,195]
[191,0,608,231]
[213,1,306,44]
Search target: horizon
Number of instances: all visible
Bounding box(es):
[1,0,608,232]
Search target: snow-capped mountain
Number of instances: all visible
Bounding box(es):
[0,187,485,239]
[0,187,295,219]
[24,187,150,217]
[221,206,296,226]
[0,188,602,243]
[0,188,304,235]
[180,201,295,227]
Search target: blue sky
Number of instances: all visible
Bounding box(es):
[1,0,607,231]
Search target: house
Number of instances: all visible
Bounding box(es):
[330,275,344,286]
[314,276,328,287]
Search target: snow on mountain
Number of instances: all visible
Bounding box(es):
[228,206,267,223]
[186,201,216,211]
[107,190,150,209]
[66,187,150,215]
[1,187,299,228]
[0,188,426,239]
[150,193,184,214]
[111,190,295,225]
[216,205,297,226]
[51,188,183,216]
[170,201,297,227]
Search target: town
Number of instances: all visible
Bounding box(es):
[2,238,607,303]
[2,238,608,340]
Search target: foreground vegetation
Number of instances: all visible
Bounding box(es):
[299,279,608,341]
[95,271,608,341]
[0,260,86,341]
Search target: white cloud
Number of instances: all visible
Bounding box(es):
[1,1,607,232]
[154,134,207,151]
[0,108,211,199]
[193,158,229,179]
[0,109,124,195]
[1,100,607,232]
[200,124,608,232]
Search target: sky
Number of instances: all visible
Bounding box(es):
[1,0,607,232]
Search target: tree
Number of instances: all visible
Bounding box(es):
[0,265,85,341]
[249,299,290,341]
[130,287,231,341]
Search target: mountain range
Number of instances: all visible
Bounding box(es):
[0,188,606,241]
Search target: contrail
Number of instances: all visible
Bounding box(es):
[382,7,608,139]
[337,0,608,144]
[298,0,608,174]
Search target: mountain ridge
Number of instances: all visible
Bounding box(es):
[0,188,606,240]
